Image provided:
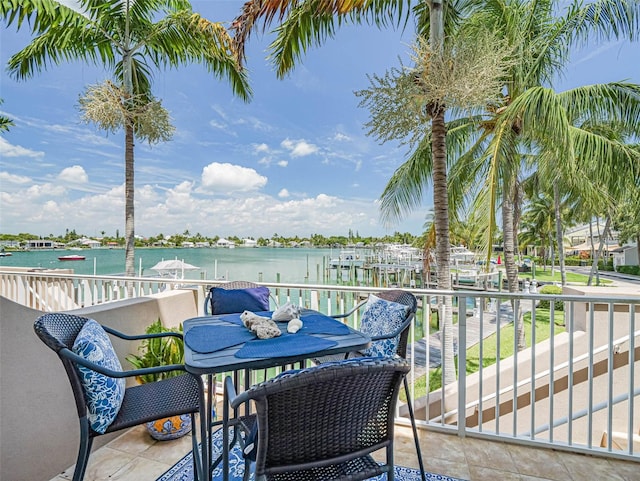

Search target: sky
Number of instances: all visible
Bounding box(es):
[1,1,639,240]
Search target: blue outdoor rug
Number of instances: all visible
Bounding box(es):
[157,428,467,481]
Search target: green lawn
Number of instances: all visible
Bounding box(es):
[402,308,565,400]
[520,268,611,286]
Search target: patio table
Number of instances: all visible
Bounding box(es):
[182,309,371,481]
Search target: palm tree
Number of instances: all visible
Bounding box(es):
[232,0,506,386]
[535,116,640,285]
[450,0,638,289]
[2,0,251,276]
[231,0,454,385]
[613,183,640,265]
[520,193,556,267]
[377,0,638,355]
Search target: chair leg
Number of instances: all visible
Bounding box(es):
[190,413,200,481]
[72,418,93,481]
[243,456,252,481]
[403,377,426,481]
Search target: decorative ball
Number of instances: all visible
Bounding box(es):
[146,414,192,441]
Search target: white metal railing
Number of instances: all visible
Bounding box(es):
[1,269,638,461]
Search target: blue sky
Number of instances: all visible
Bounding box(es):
[1,1,638,240]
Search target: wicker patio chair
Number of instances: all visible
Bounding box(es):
[33,313,205,481]
[224,357,410,481]
[316,290,426,481]
[203,280,276,315]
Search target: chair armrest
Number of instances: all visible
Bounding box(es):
[331,299,367,319]
[225,376,253,410]
[369,315,413,342]
[203,291,212,315]
[60,347,186,379]
[102,325,183,341]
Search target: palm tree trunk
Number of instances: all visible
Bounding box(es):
[122,38,135,280]
[502,180,518,293]
[432,106,455,386]
[588,216,611,286]
[125,120,135,279]
[549,232,555,276]
[553,181,566,285]
[502,179,525,350]
[428,0,455,386]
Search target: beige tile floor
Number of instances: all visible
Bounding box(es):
[48,422,640,481]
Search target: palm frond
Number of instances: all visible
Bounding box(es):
[558,82,640,135]
[379,135,433,227]
[5,5,117,79]
[232,0,411,70]
[268,6,339,78]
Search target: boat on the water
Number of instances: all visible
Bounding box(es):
[58,254,86,261]
[0,252,12,257]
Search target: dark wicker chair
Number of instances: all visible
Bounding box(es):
[317,290,426,481]
[203,280,276,315]
[224,357,410,481]
[33,313,205,481]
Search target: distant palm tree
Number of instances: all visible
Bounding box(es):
[2,0,251,276]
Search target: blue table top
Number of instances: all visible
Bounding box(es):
[182,309,370,375]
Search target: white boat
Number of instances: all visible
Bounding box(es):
[329,249,365,268]
[58,254,86,261]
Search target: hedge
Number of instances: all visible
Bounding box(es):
[617,265,640,276]
[538,284,564,311]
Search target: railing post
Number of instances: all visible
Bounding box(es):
[457,293,467,437]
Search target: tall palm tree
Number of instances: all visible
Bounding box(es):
[232,0,476,386]
[2,0,251,276]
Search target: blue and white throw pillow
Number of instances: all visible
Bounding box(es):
[360,294,411,357]
[72,319,126,434]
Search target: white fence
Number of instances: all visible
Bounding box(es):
[1,269,638,461]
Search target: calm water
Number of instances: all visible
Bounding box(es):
[0,247,339,284]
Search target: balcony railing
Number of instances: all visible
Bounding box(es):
[1,268,638,462]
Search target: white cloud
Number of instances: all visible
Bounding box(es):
[0,171,31,184]
[254,143,270,153]
[333,132,351,142]
[58,165,89,184]
[277,160,288,167]
[236,116,273,131]
[0,137,45,158]
[25,183,67,198]
[281,138,319,157]
[209,120,236,137]
[211,104,229,121]
[201,162,267,193]
[0,176,424,238]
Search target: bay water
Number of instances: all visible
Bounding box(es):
[0,247,340,284]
